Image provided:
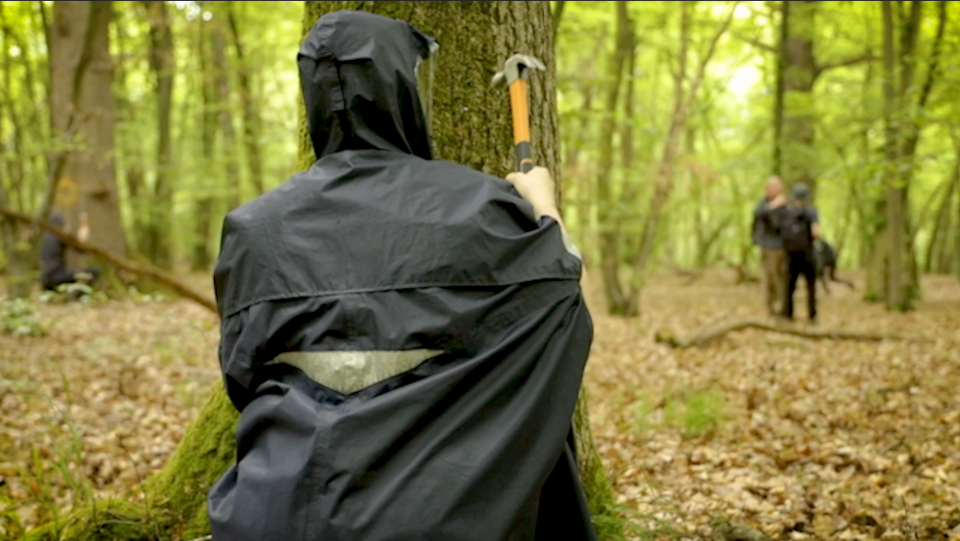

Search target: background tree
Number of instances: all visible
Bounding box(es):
[47,1,127,257]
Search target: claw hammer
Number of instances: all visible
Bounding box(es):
[492,54,546,173]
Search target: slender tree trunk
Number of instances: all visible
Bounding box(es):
[0,4,32,299]
[773,0,786,177]
[780,0,817,195]
[192,18,216,270]
[49,0,128,259]
[565,28,607,262]
[624,2,738,315]
[552,0,566,44]
[141,0,175,268]
[881,0,906,311]
[925,168,956,273]
[113,4,146,250]
[227,2,265,196]
[595,1,632,315]
[956,166,960,280]
[211,20,241,211]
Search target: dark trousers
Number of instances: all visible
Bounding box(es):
[42,266,101,291]
[783,251,816,320]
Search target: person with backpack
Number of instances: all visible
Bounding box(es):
[775,182,822,323]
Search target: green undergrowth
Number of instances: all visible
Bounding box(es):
[20,386,237,541]
[632,387,727,440]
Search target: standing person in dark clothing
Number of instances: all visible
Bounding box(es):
[777,182,821,323]
[752,176,787,316]
[39,212,101,292]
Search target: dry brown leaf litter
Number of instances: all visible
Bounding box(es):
[1,270,958,540]
[582,271,960,540]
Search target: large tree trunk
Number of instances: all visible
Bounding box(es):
[779,0,817,195]
[25,2,621,540]
[48,1,127,258]
[139,0,175,268]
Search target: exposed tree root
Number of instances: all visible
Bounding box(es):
[0,206,218,314]
[654,318,923,349]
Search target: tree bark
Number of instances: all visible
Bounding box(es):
[48,1,128,258]
[595,0,632,315]
[925,169,956,273]
[780,0,817,196]
[772,0,786,177]
[24,3,620,540]
[881,0,906,311]
[140,0,175,268]
[226,1,265,196]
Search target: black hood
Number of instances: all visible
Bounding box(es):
[298,10,437,160]
[49,212,65,227]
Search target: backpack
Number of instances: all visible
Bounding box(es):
[778,204,813,254]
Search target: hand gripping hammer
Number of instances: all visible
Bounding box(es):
[492,54,546,173]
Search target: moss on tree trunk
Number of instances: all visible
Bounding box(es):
[26,2,622,540]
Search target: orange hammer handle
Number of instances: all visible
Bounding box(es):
[508,79,534,173]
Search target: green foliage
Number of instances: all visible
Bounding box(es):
[21,385,239,541]
[632,387,726,440]
[0,297,44,337]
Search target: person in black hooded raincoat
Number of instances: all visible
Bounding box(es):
[208,10,597,541]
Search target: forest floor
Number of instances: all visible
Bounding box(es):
[1,270,959,540]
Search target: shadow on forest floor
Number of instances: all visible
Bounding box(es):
[2,269,960,540]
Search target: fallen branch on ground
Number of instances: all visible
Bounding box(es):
[654,318,922,349]
[0,206,218,315]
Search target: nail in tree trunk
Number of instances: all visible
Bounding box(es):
[141,0,175,268]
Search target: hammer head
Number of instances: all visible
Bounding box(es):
[492,54,546,88]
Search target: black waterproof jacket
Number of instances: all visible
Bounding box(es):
[208,11,596,541]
